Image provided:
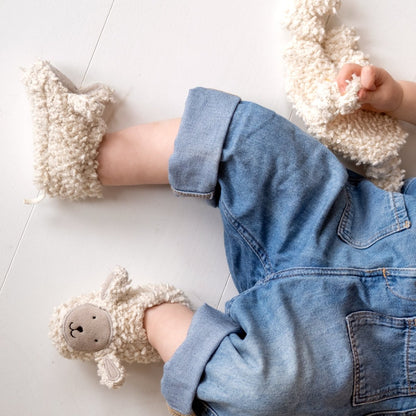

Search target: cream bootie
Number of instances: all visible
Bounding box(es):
[22,60,115,202]
[283,0,408,191]
[49,266,190,389]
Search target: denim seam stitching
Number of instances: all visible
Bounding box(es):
[366,408,416,416]
[267,266,387,280]
[391,193,412,230]
[407,321,416,394]
[346,317,361,406]
[256,267,416,290]
[171,187,215,200]
[348,311,416,406]
[221,200,272,276]
[347,314,403,405]
[383,268,416,302]
[228,267,416,310]
[338,186,410,248]
[390,193,401,228]
[407,321,412,394]
[337,186,351,240]
[390,193,409,228]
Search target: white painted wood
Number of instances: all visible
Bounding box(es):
[82,0,291,130]
[217,275,239,312]
[0,0,114,285]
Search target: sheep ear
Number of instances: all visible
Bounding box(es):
[67,94,105,122]
[67,84,114,118]
[84,83,115,105]
[101,266,130,301]
[96,354,125,389]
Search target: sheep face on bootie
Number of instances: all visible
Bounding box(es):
[62,304,113,353]
[49,266,189,388]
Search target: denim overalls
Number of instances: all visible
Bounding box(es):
[163,88,416,416]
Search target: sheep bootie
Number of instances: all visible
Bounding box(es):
[49,266,189,388]
[22,60,115,202]
[283,0,408,191]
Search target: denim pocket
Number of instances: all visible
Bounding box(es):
[338,182,410,249]
[346,311,416,406]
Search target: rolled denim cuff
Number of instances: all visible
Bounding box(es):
[161,304,241,415]
[169,87,241,205]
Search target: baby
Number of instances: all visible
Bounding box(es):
[25,62,416,416]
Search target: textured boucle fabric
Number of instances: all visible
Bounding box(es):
[49,266,189,388]
[22,60,115,201]
[283,0,408,191]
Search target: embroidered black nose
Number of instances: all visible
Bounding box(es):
[77,326,83,333]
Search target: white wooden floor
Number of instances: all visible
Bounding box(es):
[1,1,415,415]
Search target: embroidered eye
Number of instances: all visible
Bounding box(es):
[92,316,96,319]
[94,339,98,342]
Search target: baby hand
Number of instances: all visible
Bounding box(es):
[336,64,403,114]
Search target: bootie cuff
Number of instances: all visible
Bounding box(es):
[23,60,115,201]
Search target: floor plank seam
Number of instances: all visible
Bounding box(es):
[216,273,232,310]
[1,202,37,293]
[80,0,116,88]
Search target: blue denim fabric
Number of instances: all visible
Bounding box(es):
[161,305,240,414]
[165,88,416,416]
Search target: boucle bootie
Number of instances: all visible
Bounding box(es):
[283,0,408,191]
[22,60,115,202]
[49,266,189,388]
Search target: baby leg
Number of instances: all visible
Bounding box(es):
[23,60,181,200]
[97,118,181,186]
[98,120,194,362]
[144,303,194,362]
